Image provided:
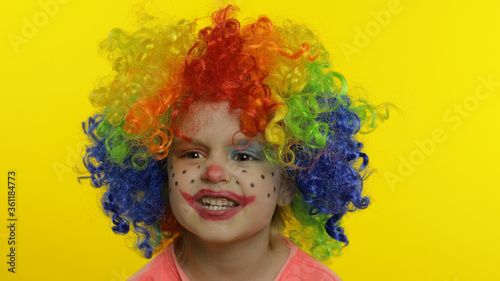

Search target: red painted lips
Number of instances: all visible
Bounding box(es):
[180,189,255,221]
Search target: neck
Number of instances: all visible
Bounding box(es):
[177,225,288,281]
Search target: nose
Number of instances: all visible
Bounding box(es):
[202,164,229,183]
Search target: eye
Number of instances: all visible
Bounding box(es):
[181,151,206,159]
[233,152,255,162]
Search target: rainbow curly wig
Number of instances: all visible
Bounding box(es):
[81,6,387,261]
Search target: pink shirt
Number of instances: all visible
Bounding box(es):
[129,239,342,281]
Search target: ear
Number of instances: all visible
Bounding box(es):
[277,178,297,207]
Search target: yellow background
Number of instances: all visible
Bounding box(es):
[1,0,499,280]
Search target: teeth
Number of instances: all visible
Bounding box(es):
[204,204,232,210]
[200,196,238,209]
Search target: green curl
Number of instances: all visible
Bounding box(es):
[288,195,343,261]
[131,153,149,170]
[104,124,130,164]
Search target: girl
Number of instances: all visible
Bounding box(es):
[82,5,385,280]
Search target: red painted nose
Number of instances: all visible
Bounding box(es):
[203,164,228,183]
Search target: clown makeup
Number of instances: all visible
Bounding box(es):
[167,101,285,244]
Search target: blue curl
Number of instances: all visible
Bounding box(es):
[292,96,370,246]
[81,115,167,258]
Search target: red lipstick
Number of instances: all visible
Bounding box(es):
[180,189,255,221]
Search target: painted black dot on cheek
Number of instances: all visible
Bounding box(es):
[271,172,274,177]
[242,170,247,173]
[183,170,187,174]
[175,181,178,186]
[273,187,276,192]
[261,174,265,179]
[267,193,270,198]
[190,179,195,184]
[170,166,173,170]
[172,173,175,178]
[169,187,172,193]
[197,165,201,169]
[236,181,239,185]
[250,183,255,188]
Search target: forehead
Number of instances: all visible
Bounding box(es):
[182,101,238,125]
[174,101,267,145]
[176,101,238,133]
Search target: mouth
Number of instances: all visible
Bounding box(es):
[179,189,255,221]
[199,196,239,210]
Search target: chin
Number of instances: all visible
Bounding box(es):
[188,222,273,246]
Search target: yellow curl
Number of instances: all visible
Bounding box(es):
[265,94,288,145]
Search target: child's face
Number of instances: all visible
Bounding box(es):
[167,101,284,243]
